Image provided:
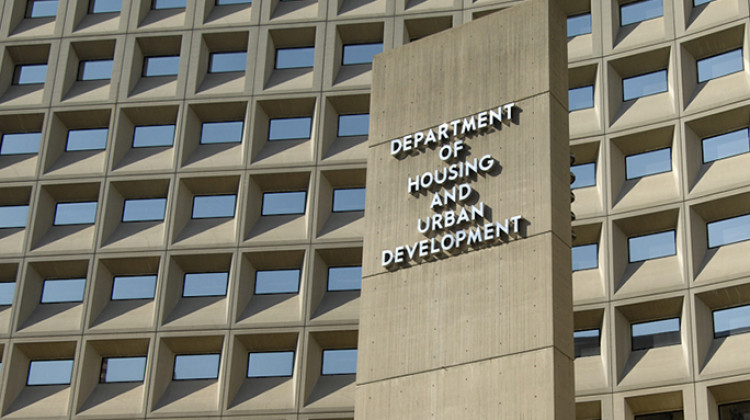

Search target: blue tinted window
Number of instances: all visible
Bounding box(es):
[209,52,246,73]
[255,269,299,294]
[173,354,220,380]
[571,162,595,189]
[0,205,29,228]
[625,148,671,179]
[623,69,667,101]
[27,360,73,385]
[567,13,592,37]
[132,125,175,148]
[702,128,749,163]
[631,317,680,350]
[143,56,180,77]
[708,214,750,248]
[261,191,306,215]
[342,43,382,65]
[247,352,294,377]
[275,47,314,69]
[14,64,47,85]
[102,357,147,383]
[628,230,676,262]
[574,329,600,358]
[191,195,236,219]
[713,304,750,338]
[572,244,597,271]
[693,0,713,5]
[90,0,121,13]
[111,275,157,300]
[41,278,86,303]
[200,121,243,144]
[216,0,251,4]
[333,188,365,212]
[78,59,113,81]
[153,0,186,9]
[122,198,166,222]
[268,117,311,141]
[54,202,97,225]
[0,283,16,305]
[327,266,361,291]
[569,85,594,112]
[0,132,41,155]
[27,0,58,18]
[182,272,228,297]
[697,49,743,83]
[322,349,357,375]
[338,114,369,137]
[620,0,663,26]
[66,128,108,151]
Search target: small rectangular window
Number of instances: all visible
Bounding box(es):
[13,64,47,85]
[623,69,668,101]
[620,0,663,26]
[322,349,357,375]
[625,148,671,179]
[153,0,186,9]
[569,85,594,112]
[111,275,157,300]
[27,360,73,385]
[132,125,175,148]
[216,0,251,4]
[634,411,684,420]
[254,269,300,294]
[570,162,595,189]
[0,132,41,155]
[90,0,121,13]
[697,49,743,83]
[567,13,592,38]
[327,266,362,291]
[173,354,220,380]
[713,304,750,338]
[200,121,243,144]
[275,47,315,69]
[182,272,228,297]
[66,128,108,151]
[574,329,600,358]
[628,230,676,262]
[572,244,598,271]
[332,188,365,212]
[26,0,58,18]
[78,59,114,81]
[268,117,312,141]
[0,282,16,305]
[191,194,236,219]
[122,198,167,222]
[247,351,294,377]
[631,317,680,350]
[337,114,369,137]
[342,43,383,65]
[707,214,750,248]
[0,205,29,228]
[702,128,750,163]
[719,400,750,419]
[54,202,97,225]
[208,52,247,73]
[693,0,713,5]
[143,56,180,77]
[101,356,147,383]
[41,278,86,303]
[261,191,306,215]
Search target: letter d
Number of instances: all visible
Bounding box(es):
[390,139,402,156]
[382,250,394,266]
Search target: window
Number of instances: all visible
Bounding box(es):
[78,59,114,81]
[719,400,750,419]
[191,195,236,219]
[570,162,595,189]
[634,411,684,420]
[90,0,121,13]
[254,269,300,294]
[268,117,312,141]
[625,148,671,179]
[567,13,592,37]
[708,214,750,248]
[152,0,186,9]
[122,198,167,222]
[322,349,357,375]
[27,360,73,385]
[100,357,147,383]
[132,125,175,148]
[713,304,750,338]
[200,121,243,144]
[111,275,157,300]
[337,114,369,137]
[66,128,108,151]
[631,317,680,350]
[697,49,743,83]
[261,191,306,215]
[574,329,600,357]
[0,132,41,155]
[569,85,594,112]
[0,205,29,228]
[328,266,362,291]
[623,69,668,101]
[0,282,16,305]
[182,272,228,297]
[342,43,382,65]
[41,278,86,303]
[275,47,315,69]
[620,0,663,26]
[333,188,365,212]
[143,56,180,77]
[208,52,247,73]
[702,128,749,163]
[173,354,220,380]
[13,64,47,85]
[628,230,676,262]
[216,0,251,4]
[54,202,97,225]
[693,0,713,5]
[26,0,58,18]
[572,244,597,271]
[247,351,294,377]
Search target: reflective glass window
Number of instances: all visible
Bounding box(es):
[14,64,47,85]
[66,128,107,151]
[634,411,684,420]
[27,360,73,385]
[342,43,382,65]
[702,128,750,163]
[254,269,300,294]
[41,278,86,303]
[623,69,667,101]
[338,114,369,137]
[693,0,713,5]
[713,304,750,338]
[697,49,743,83]
[111,275,157,300]
[200,121,243,144]
[143,56,180,77]
[719,400,750,419]
[569,85,594,112]
[90,0,121,13]
[275,47,315,69]
[268,117,312,141]
[54,202,97,225]
[631,317,680,350]
[191,195,236,219]
[0,132,41,155]
[572,244,597,271]
[0,205,29,228]
[322,349,357,375]
[216,0,251,4]
[78,59,113,81]
[625,148,671,179]
[620,0,663,26]
[209,52,246,73]
[0,283,16,305]
[132,125,175,148]
[570,162,595,189]
[247,351,294,377]
[101,357,147,383]
[707,214,750,248]
[27,0,58,17]
[261,191,306,215]
[327,266,362,291]
[173,354,220,380]
[122,198,166,222]
[153,0,186,9]
[567,13,592,37]
[182,272,228,297]
[574,329,600,358]
[333,188,365,212]
[628,230,676,262]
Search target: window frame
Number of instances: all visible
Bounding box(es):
[12,63,48,85]
[254,268,301,295]
[65,127,108,152]
[332,187,366,213]
[706,214,750,249]
[274,46,315,70]
[267,116,312,141]
[121,197,167,223]
[89,0,122,14]
[712,304,750,339]
[208,51,247,74]
[77,59,114,81]
[40,278,86,304]
[181,272,229,297]
[0,132,42,156]
[142,55,181,78]
[199,120,244,145]
[26,0,58,18]
[327,265,362,292]
[26,359,74,386]
[172,353,221,380]
[246,351,295,378]
[0,205,29,229]
[111,274,158,301]
[131,124,176,148]
[260,191,307,216]
[619,0,664,27]
[53,201,98,226]
[572,243,598,271]
[341,42,383,66]
[100,356,148,383]
[567,12,592,38]
[321,348,357,375]
[627,229,676,263]
[337,113,370,137]
[152,0,187,10]
[190,194,237,219]
[624,147,672,180]
[570,162,596,189]
[568,85,594,112]
[573,328,601,358]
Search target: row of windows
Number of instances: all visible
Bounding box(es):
[25,0,252,18]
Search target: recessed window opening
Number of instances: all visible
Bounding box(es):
[216,0,251,4]
[693,0,713,5]
[574,329,600,357]
[0,282,15,305]
[41,278,86,303]
[631,317,680,350]
[90,0,121,13]
[247,351,294,377]
[332,188,365,212]
[200,121,243,144]
[567,13,592,38]
[152,0,186,10]
[132,125,175,148]
[254,269,300,294]
[208,52,247,73]
[570,162,595,189]
[13,64,47,85]
[275,47,315,69]
[713,304,750,338]
[702,128,750,163]
[569,85,594,112]
[338,114,369,137]
[78,59,114,81]
[191,194,236,219]
[623,69,668,101]
[268,117,312,140]
[261,191,306,215]
[111,275,157,300]
[697,49,743,83]
[66,128,108,151]
[620,0,663,26]
[322,349,357,375]
[0,132,41,155]
[27,359,73,385]
[143,56,180,77]
[572,243,598,271]
[173,354,220,380]
[0,205,29,228]
[342,43,383,65]
[719,400,750,419]
[327,266,362,291]
[628,230,676,262]
[625,147,671,179]
[707,214,750,248]
[54,201,98,225]
[26,0,58,18]
[100,356,147,383]
[182,272,228,297]
[634,411,684,420]
[122,198,167,222]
